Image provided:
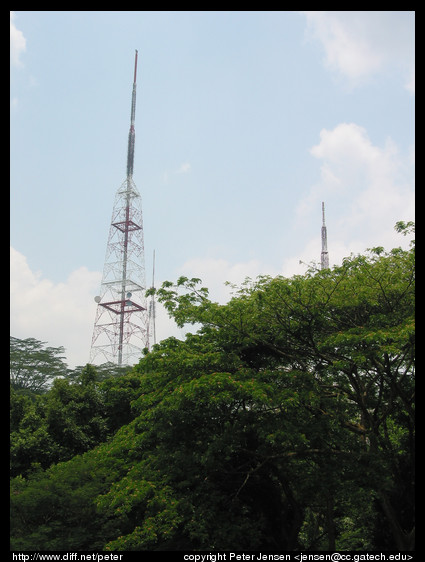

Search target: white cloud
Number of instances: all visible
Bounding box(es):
[10,97,19,111]
[286,122,414,273]
[175,162,191,174]
[10,247,102,368]
[151,296,188,342]
[161,162,191,185]
[405,69,415,96]
[177,257,277,305]
[10,11,26,67]
[311,123,413,226]
[10,246,187,365]
[301,11,415,92]
[302,11,382,81]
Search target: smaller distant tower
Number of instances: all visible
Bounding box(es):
[321,202,329,270]
[148,250,157,348]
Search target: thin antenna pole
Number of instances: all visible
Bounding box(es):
[133,49,138,84]
[151,250,156,346]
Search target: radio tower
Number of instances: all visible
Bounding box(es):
[148,250,157,348]
[90,50,149,366]
[321,201,329,270]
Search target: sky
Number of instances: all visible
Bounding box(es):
[10,11,415,368]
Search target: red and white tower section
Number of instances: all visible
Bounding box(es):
[90,51,149,366]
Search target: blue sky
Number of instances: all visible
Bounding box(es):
[10,11,415,367]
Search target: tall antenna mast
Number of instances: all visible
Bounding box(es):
[90,50,149,366]
[321,201,329,270]
[149,250,157,348]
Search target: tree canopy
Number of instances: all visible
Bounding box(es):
[10,337,68,395]
[10,224,414,551]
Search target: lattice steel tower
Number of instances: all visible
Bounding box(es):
[90,50,149,366]
[321,201,329,270]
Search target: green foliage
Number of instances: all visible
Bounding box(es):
[69,362,132,383]
[10,337,68,395]
[10,227,415,551]
[43,373,108,460]
[10,452,121,551]
[101,370,144,432]
[10,388,60,476]
[10,364,140,477]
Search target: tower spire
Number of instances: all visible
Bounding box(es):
[126,49,138,178]
[321,202,329,270]
[90,51,149,366]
